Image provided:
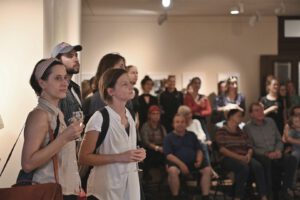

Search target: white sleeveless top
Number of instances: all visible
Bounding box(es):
[32,98,81,195]
[187,119,207,142]
[85,106,140,200]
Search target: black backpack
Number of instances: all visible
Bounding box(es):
[80,107,109,191]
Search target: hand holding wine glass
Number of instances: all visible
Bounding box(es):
[68,111,84,141]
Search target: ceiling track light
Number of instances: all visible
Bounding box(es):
[230,6,240,15]
[249,11,261,27]
[230,2,244,15]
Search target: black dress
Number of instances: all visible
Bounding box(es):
[159,89,183,132]
[137,94,158,128]
[260,96,284,134]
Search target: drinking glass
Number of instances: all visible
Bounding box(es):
[69,111,84,141]
[136,145,143,173]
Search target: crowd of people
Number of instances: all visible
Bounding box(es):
[20,42,300,200]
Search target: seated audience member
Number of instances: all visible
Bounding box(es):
[215,109,268,200]
[177,105,212,166]
[140,105,167,179]
[285,108,300,185]
[163,114,211,200]
[214,76,245,124]
[282,105,300,143]
[138,75,158,128]
[160,75,184,132]
[243,102,297,200]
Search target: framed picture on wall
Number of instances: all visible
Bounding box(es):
[274,61,292,84]
[147,73,170,96]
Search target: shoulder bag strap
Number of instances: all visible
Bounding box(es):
[0,124,25,176]
[49,115,60,183]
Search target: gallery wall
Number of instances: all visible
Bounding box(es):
[0,0,43,187]
[81,15,277,110]
[0,1,278,187]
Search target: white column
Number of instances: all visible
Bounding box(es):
[43,0,82,82]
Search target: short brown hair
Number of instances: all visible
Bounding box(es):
[248,102,263,113]
[99,68,127,103]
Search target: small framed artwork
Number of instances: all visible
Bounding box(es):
[274,61,292,84]
[147,73,170,96]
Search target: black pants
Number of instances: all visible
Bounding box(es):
[87,195,98,200]
[143,148,165,175]
[63,195,78,200]
[222,157,267,198]
[254,153,297,194]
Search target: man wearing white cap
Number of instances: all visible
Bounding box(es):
[51,42,83,125]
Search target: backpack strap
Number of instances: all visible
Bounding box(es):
[93,107,109,153]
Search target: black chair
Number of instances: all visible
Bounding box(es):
[180,170,202,200]
[210,141,233,200]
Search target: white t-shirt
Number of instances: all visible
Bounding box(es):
[186,119,206,142]
[85,106,140,200]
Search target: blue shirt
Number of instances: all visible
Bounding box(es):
[163,131,202,166]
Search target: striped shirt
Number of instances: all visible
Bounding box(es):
[215,126,252,156]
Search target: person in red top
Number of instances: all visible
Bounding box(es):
[184,77,212,140]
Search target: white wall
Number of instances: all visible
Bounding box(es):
[81,15,277,111]
[0,0,43,187]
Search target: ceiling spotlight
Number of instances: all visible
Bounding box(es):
[230,6,240,15]
[230,2,244,15]
[162,0,172,8]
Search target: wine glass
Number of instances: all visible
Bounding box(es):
[69,111,84,141]
[120,146,143,175]
[136,145,143,173]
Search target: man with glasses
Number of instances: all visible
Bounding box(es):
[51,42,83,125]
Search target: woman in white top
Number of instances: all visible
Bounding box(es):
[79,68,146,200]
[22,58,84,200]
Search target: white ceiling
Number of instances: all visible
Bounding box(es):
[82,0,300,17]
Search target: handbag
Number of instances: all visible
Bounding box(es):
[0,122,63,200]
